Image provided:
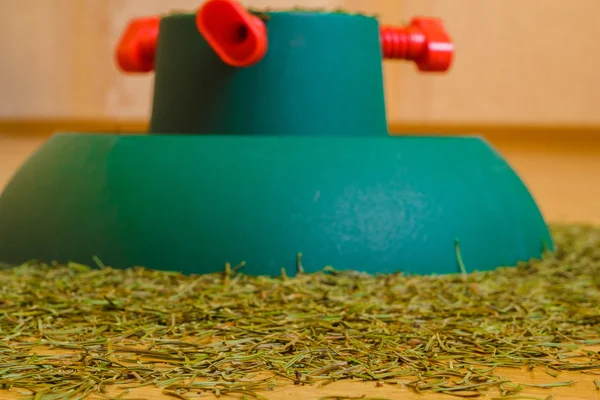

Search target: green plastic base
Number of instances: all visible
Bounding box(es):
[0,134,552,276]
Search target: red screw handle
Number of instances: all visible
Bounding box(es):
[381,17,454,72]
[116,16,161,73]
[116,9,452,74]
[196,0,268,68]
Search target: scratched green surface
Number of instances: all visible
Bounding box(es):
[0,133,551,275]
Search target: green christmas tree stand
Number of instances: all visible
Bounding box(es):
[0,7,552,276]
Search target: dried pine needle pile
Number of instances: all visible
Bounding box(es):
[1,224,599,399]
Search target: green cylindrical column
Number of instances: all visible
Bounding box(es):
[149,12,388,136]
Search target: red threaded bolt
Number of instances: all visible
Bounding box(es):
[116,16,161,73]
[381,17,454,72]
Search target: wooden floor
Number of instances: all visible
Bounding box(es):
[490,136,600,224]
[0,127,599,399]
[0,344,598,399]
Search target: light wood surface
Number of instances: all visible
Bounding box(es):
[0,343,598,399]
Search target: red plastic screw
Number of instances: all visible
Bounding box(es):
[116,16,161,73]
[196,0,268,68]
[380,17,454,72]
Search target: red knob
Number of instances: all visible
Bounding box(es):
[116,16,161,73]
[381,17,454,72]
[196,0,268,68]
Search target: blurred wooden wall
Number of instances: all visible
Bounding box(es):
[348,0,600,125]
[0,0,342,121]
[1,0,599,223]
[1,0,599,124]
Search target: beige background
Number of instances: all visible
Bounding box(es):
[0,0,599,224]
[1,0,599,124]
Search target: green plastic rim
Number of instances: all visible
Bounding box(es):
[0,133,552,276]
